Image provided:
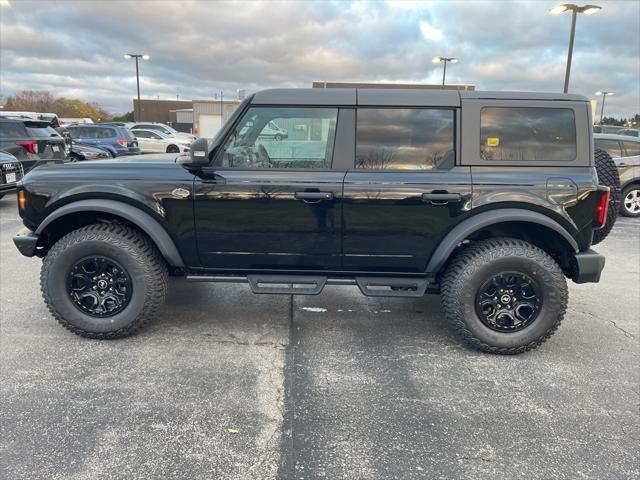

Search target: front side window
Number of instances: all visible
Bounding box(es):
[594,139,622,157]
[480,107,576,161]
[134,131,150,138]
[356,108,454,170]
[622,141,640,157]
[219,107,337,169]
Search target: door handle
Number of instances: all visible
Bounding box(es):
[421,192,461,205]
[294,191,334,202]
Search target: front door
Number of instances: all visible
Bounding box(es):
[342,107,472,273]
[194,106,345,270]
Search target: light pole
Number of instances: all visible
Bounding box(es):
[124,53,150,121]
[549,4,601,93]
[432,56,459,86]
[595,91,614,124]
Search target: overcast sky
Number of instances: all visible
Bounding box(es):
[1,0,639,117]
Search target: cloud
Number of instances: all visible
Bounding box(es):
[0,0,638,117]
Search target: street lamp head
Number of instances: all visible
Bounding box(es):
[549,3,601,15]
[450,58,459,64]
[124,54,132,59]
[549,4,571,14]
[596,91,614,96]
[142,54,150,60]
[432,56,442,63]
[582,5,601,14]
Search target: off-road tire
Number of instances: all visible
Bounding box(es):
[41,223,168,339]
[592,148,620,245]
[620,184,640,218]
[441,238,568,355]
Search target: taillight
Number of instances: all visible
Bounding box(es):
[16,140,38,154]
[117,139,128,147]
[594,187,610,229]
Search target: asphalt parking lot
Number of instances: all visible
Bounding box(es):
[1,194,638,480]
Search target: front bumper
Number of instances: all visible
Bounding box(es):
[0,183,17,195]
[572,249,606,284]
[13,229,39,257]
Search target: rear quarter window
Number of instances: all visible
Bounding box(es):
[0,122,28,137]
[120,128,135,141]
[25,126,59,138]
[480,107,576,161]
[96,127,117,138]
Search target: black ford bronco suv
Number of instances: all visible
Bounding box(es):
[13,89,611,354]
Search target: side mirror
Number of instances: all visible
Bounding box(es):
[178,137,209,168]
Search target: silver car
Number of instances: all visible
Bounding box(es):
[594,133,640,217]
[130,128,192,154]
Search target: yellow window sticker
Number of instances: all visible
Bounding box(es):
[487,137,500,147]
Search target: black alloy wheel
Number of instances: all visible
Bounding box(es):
[67,256,132,317]
[475,271,542,332]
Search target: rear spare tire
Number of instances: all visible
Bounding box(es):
[441,238,568,354]
[592,148,620,245]
[41,223,168,338]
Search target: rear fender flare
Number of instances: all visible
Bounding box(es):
[426,208,579,275]
[35,199,185,267]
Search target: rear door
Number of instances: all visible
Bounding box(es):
[342,92,472,273]
[194,105,350,270]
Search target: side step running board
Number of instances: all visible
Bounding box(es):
[186,274,432,297]
[247,275,326,295]
[356,277,429,297]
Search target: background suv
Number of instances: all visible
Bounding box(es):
[0,117,67,172]
[594,133,640,217]
[62,125,140,157]
[0,151,23,199]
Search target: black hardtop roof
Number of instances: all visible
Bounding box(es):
[251,88,589,106]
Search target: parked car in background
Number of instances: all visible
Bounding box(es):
[130,128,191,153]
[257,120,288,140]
[0,151,23,199]
[56,127,112,161]
[131,122,196,142]
[0,117,67,172]
[61,125,140,157]
[594,133,640,217]
[614,128,639,138]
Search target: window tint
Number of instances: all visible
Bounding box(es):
[219,107,338,169]
[480,107,576,161]
[594,139,622,157]
[68,127,93,139]
[96,127,117,138]
[134,130,150,138]
[0,122,27,137]
[622,141,640,157]
[25,126,59,138]
[121,128,135,141]
[356,109,454,170]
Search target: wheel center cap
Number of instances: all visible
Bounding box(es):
[500,294,511,304]
[97,279,108,289]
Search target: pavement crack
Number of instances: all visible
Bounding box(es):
[607,320,635,338]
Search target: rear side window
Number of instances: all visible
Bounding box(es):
[480,107,576,161]
[356,108,454,170]
[25,126,58,138]
[594,139,622,157]
[0,122,27,137]
[120,128,135,141]
[622,141,640,157]
[96,127,117,138]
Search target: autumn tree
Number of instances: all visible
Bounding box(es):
[3,90,110,122]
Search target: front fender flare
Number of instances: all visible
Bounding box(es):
[425,208,579,275]
[36,199,185,267]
